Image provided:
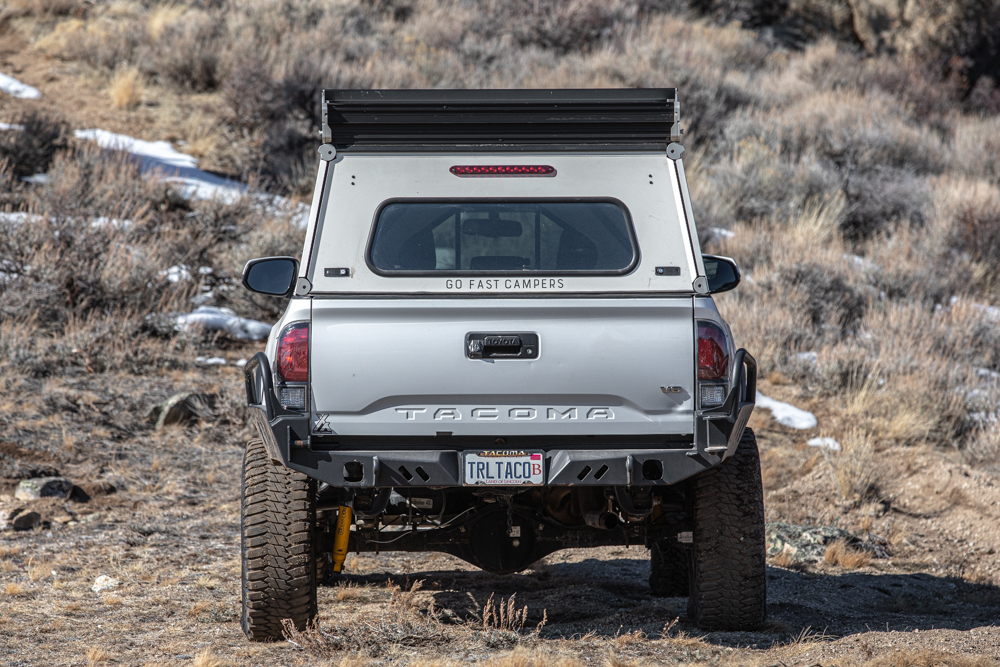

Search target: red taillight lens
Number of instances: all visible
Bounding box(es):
[697,322,729,380]
[277,324,309,382]
[449,165,556,177]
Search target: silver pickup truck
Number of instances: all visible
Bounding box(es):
[239,89,763,640]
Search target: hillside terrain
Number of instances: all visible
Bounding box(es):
[2,1,1000,665]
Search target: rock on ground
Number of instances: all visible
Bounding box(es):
[146,392,218,430]
[0,508,41,530]
[91,575,120,593]
[14,476,73,501]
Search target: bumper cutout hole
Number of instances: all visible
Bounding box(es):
[642,459,663,481]
[415,466,430,482]
[398,465,413,481]
[577,465,592,481]
[344,461,364,482]
[594,464,609,480]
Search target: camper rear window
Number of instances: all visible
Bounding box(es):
[368,200,637,275]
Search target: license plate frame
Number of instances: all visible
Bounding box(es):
[462,451,545,486]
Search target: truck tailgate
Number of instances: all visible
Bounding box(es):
[309,298,694,437]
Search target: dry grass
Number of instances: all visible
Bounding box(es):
[335,581,366,602]
[769,548,797,569]
[823,539,873,569]
[86,647,110,666]
[192,651,230,667]
[4,583,25,597]
[863,649,999,667]
[108,66,144,110]
[147,2,187,41]
[824,429,880,503]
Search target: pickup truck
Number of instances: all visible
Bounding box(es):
[239,88,763,640]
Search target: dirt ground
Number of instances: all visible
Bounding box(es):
[1,353,999,667]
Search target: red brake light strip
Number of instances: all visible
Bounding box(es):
[450,165,556,177]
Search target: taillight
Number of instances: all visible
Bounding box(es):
[449,165,556,177]
[697,322,729,408]
[698,323,728,380]
[277,324,309,382]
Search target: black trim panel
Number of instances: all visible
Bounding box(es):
[322,88,678,152]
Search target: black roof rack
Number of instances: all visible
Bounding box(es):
[320,88,680,153]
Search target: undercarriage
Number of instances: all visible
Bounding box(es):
[316,484,693,574]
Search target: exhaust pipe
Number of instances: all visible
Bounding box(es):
[585,511,620,530]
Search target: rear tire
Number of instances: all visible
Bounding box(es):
[241,438,318,641]
[650,539,689,597]
[687,427,766,630]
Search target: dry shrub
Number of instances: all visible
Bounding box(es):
[282,612,449,659]
[153,11,223,92]
[40,18,145,72]
[482,593,529,634]
[2,0,76,17]
[963,423,1000,469]
[824,428,879,502]
[782,262,867,333]
[471,0,639,54]
[108,66,144,110]
[146,3,188,41]
[823,539,872,569]
[178,115,223,159]
[952,116,1000,184]
[478,593,546,650]
[954,203,1000,265]
[0,111,69,178]
[221,57,285,133]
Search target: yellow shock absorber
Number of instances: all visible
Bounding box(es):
[332,505,353,574]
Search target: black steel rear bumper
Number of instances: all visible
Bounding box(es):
[244,349,756,488]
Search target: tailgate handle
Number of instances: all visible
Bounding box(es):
[484,335,521,355]
[466,333,538,359]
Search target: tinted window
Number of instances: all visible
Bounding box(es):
[369,201,636,274]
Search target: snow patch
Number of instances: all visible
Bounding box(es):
[0,122,26,131]
[195,356,227,365]
[0,72,40,99]
[0,212,40,224]
[170,306,271,341]
[757,393,818,430]
[706,227,735,243]
[950,296,1000,322]
[74,129,197,169]
[794,351,818,365]
[843,253,877,271]
[161,265,192,283]
[74,128,309,225]
[807,437,840,451]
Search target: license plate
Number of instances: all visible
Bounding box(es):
[463,451,544,486]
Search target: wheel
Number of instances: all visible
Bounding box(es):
[241,438,318,641]
[687,427,766,630]
[650,538,689,597]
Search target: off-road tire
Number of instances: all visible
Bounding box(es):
[650,539,689,597]
[687,427,766,630]
[241,438,318,641]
